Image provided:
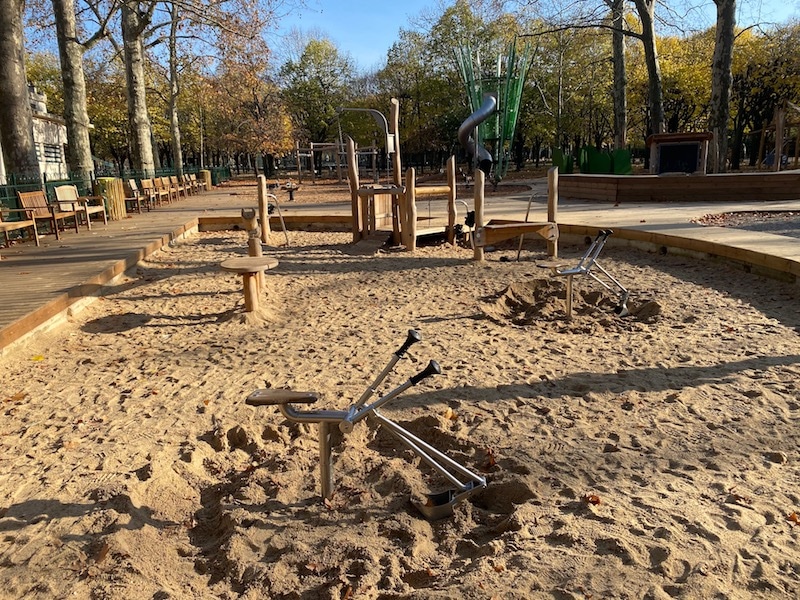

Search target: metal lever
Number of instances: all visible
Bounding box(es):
[340,361,441,433]
[353,329,422,411]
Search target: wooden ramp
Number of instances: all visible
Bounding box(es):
[474,220,558,247]
[351,231,390,254]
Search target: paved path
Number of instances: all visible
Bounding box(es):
[1,179,799,352]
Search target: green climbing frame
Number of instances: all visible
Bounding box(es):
[455,38,533,185]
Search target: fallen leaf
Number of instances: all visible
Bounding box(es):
[493,563,505,572]
[482,448,497,470]
[787,512,800,526]
[31,355,45,362]
[94,542,110,564]
[304,562,320,574]
[443,407,458,421]
[4,391,27,403]
[727,487,752,505]
[583,494,601,506]
[342,585,353,599]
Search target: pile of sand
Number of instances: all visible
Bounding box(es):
[1,230,799,599]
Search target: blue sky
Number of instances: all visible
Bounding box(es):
[273,0,799,69]
[271,0,431,68]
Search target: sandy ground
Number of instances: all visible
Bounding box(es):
[1,227,800,599]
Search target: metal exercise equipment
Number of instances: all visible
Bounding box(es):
[246,330,487,520]
[549,229,630,318]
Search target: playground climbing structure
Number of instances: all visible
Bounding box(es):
[455,38,533,186]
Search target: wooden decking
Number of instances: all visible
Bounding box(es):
[559,171,800,203]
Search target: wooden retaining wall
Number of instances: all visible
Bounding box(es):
[559,171,800,203]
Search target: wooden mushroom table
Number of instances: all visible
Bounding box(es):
[220,256,279,313]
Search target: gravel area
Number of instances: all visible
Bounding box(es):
[694,211,800,239]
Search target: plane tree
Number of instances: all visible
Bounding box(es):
[0,0,41,180]
[280,37,356,173]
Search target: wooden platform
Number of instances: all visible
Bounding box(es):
[559,171,800,203]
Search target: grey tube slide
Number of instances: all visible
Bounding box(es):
[458,92,497,173]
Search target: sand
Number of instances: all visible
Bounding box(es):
[1,226,799,599]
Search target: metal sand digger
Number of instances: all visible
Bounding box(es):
[546,229,630,319]
[246,330,487,520]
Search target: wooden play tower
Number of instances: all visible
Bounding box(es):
[345,99,458,251]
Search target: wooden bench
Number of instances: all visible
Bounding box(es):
[1,207,40,246]
[53,185,108,230]
[17,190,80,240]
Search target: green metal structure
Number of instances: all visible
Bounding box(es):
[455,38,533,186]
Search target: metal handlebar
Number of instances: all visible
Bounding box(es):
[395,329,422,358]
[410,360,441,384]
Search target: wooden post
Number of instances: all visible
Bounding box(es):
[547,166,559,258]
[309,142,316,184]
[242,273,259,312]
[446,156,457,244]
[794,125,800,168]
[473,169,485,262]
[335,142,343,183]
[257,175,271,244]
[295,142,303,184]
[390,98,403,245]
[403,167,416,251]
[241,208,264,292]
[346,137,363,242]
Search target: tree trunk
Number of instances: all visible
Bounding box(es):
[608,0,627,149]
[633,0,665,134]
[0,0,41,181]
[52,0,94,185]
[121,1,155,175]
[168,1,183,176]
[709,0,736,173]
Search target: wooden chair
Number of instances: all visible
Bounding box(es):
[170,175,188,200]
[53,184,108,230]
[187,173,200,193]
[141,178,167,208]
[180,174,194,195]
[17,190,80,240]
[1,207,40,246]
[125,179,148,213]
[190,173,207,192]
[158,177,175,204]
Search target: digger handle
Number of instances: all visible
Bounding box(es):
[395,329,422,358]
[410,360,442,385]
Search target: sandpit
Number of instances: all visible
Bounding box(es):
[0,230,799,599]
